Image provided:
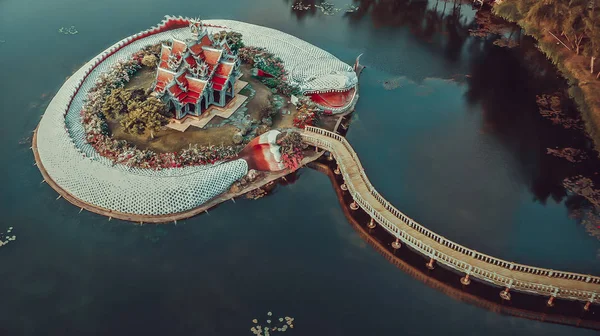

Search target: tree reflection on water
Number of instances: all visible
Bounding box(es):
[285,0,322,20]
[280,0,600,239]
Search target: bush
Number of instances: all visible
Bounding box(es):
[493,1,524,22]
[141,54,158,68]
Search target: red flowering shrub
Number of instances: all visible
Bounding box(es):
[292,101,318,129]
[278,132,304,171]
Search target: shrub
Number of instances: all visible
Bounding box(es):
[141,54,158,68]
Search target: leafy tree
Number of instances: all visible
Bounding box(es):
[213,31,245,52]
[141,54,158,68]
[101,88,130,118]
[561,0,588,54]
[525,0,566,32]
[120,97,167,139]
[101,88,147,118]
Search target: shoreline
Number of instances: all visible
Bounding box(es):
[32,125,323,224]
[34,17,358,218]
[490,4,600,154]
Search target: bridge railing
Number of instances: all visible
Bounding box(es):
[302,126,600,303]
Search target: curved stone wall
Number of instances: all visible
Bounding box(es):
[36,17,355,216]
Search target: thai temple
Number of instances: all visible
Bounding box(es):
[152,21,241,119]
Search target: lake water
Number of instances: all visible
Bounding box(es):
[0,0,599,335]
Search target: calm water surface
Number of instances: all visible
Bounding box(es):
[0,0,599,335]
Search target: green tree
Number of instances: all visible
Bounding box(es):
[141,54,158,68]
[525,0,566,32]
[101,88,130,118]
[213,31,245,52]
[120,97,167,139]
[561,0,588,55]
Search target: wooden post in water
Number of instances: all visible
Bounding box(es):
[460,274,471,286]
[350,201,359,211]
[367,218,376,229]
[547,296,555,307]
[426,258,435,270]
[500,288,511,301]
[391,238,401,250]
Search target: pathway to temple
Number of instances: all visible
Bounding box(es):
[301,126,600,308]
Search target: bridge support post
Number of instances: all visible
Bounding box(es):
[334,166,341,175]
[547,296,555,307]
[584,301,592,311]
[460,274,471,286]
[500,288,511,301]
[391,238,401,250]
[350,201,359,210]
[426,258,435,270]
[367,218,376,229]
[340,183,348,191]
[327,152,334,161]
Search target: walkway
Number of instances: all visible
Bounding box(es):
[301,126,600,307]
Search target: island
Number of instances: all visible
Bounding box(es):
[32,15,599,318]
[33,16,359,222]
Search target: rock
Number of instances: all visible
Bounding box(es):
[232,132,244,144]
[256,124,270,136]
[247,169,260,182]
[229,183,242,194]
[262,117,273,127]
[252,319,258,324]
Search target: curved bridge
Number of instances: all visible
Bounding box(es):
[301,126,600,308]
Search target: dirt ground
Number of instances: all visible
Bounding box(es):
[108,118,239,153]
[124,66,155,91]
[240,64,272,122]
[107,65,298,153]
[238,64,298,128]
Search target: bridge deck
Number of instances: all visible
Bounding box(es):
[302,127,599,303]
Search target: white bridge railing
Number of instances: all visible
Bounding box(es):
[302,126,599,304]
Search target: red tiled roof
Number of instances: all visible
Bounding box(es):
[168,83,184,98]
[175,72,188,88]
[153,34,238,111]
[212,76,227,91]
[171,39,187,55]
[155,68,175,92]
[184,55,197,68]
[159,45,172,69]
[216,63,233,77]
[187,77,207,95]
[189,35,213,55]
[203,48,222,65]
[167,73,207,105]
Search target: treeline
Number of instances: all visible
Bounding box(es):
[495,0,600,77]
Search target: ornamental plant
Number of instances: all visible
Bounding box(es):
[79,44,243,170]
[239,46,301,96]
[278,131,304,171]
[293,100,318,129]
